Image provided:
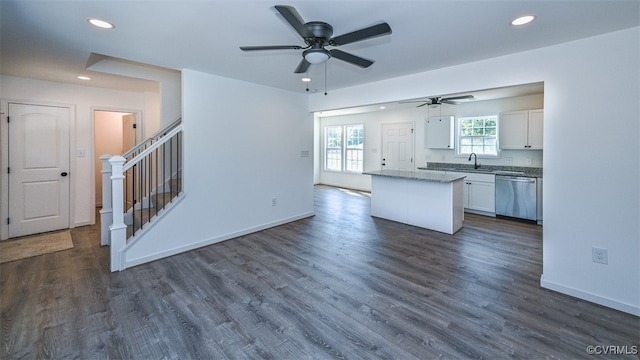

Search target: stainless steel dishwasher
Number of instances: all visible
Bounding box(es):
[495,174,537,221]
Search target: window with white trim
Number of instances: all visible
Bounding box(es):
[324,124,364,172]
[456,115,498,156]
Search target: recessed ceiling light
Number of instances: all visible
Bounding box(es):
[88,18,115,29]
[301,77,311,82]
[511,15,536,26]
[77,76,91,80]
[379,106,386,110]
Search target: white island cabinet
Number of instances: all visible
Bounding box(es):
[363,170,466,234]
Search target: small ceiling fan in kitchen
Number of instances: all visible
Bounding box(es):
[239,5,392,74]
[401,95,475,108]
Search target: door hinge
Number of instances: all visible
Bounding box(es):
[411,128,414,133]
[133,123,137,129]
[7,167,9,174]
[6,116,9,123]
[6,218,9,225]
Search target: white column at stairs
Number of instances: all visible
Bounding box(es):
[109,155,127,272]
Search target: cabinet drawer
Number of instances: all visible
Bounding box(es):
[449,171,495,183]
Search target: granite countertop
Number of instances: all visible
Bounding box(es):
[363,170,466,183]
[417,162,543,178]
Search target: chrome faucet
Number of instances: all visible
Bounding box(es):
[468,152,480,169]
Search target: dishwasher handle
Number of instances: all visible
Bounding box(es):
[497,177,536,183]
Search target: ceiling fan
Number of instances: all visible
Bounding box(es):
[402,95,475,108]
[239,5,392,73]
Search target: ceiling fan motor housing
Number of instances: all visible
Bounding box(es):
[304,21,333,44]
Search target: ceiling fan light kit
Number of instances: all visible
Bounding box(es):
[240,5,392,76]
[304,48,330,64]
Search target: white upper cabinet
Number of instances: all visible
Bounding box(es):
[527,109,544,149]
[499,109,543,150]
[425,116,454,149]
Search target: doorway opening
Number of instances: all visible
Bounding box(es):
[94,110,142,208]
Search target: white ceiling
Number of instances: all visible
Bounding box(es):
[1,0,639,95]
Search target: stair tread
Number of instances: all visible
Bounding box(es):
[125,178,182,239]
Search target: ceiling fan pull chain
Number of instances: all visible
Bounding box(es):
[324,62,328,96]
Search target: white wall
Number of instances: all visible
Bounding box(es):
[123,70,314,266]
[317,94,544,191]
[309,28,640,315]
[87,58,181,127]
[0,76,158,230]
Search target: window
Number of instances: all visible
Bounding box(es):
[324,124,364,172]
[457,115,498,156]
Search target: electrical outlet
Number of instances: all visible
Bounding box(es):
[524,158,533,165]
[271,197,277,207]
[592,247,608,264]
[504,157,513,165]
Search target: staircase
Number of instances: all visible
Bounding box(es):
[124,177,182,238]
[100,119,183,271]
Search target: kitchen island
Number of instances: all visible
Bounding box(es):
[363,170,466,234]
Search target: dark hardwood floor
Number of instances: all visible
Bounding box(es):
[1,185,638,359]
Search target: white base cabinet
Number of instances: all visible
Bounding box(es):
[466,179,496,213]
[454,172,496,214]
[537,177,543,224]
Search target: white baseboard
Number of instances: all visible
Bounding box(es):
[123,212,315,269]
[540,274,640,316]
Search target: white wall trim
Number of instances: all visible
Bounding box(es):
[541,275,640,316]
[123,212,315,270]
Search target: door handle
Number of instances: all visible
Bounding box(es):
[61,172,68,177]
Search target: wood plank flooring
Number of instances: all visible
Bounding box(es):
[1,185,638,359]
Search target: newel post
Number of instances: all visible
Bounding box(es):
[109,155,127,272]
[99,154,112,246]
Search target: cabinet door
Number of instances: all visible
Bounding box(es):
[499,111,528,149]
[425,116,453,149]
[527,109,544,149]
[467,181,496,213]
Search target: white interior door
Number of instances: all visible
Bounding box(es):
[122,113,137,153]
[381,122,414,171]
[8,103,70,238]
[121,113,137,210]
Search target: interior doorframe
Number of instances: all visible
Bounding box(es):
[0,99,76,240]
[91,107,143,220]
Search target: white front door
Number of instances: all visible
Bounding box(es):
[8,103,71,238]
[381,122,414,171]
